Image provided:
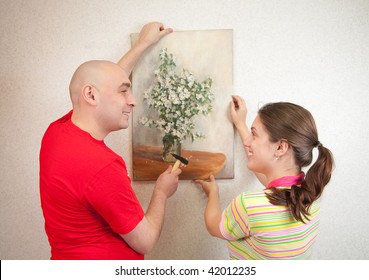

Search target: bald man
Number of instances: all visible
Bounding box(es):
[39,22,181,260]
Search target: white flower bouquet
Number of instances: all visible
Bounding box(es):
[139,48,214,143]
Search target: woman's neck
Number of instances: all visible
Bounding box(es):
[265,165,301,187]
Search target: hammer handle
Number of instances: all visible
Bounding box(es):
[171,160,181,172]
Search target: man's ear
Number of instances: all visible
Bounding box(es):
[275,139,289,158]
[81,84,97,105]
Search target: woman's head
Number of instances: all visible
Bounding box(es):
[254,102,334,222]
[258,102,320,168]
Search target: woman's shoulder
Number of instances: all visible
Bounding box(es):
[236,189,287,211]
[241,189,268,200]
[233,189,270,207]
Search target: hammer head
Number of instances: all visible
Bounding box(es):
[171,153,189,165]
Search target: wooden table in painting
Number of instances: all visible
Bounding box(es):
[132,146,226,181]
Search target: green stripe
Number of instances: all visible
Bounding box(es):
[256,220,320,240]
[252,226,319,246]
[228,240,258,260]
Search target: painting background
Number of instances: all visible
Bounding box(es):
[131,30,234,179]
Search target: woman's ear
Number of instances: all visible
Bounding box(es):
[275,139,289,158]
[81,84,97,105]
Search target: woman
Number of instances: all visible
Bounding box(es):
[196,95,334,259]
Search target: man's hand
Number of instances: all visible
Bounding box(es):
[155,165,181,199]
[135,22,173,49]
[120,165,180,255]
[117,21,172,75]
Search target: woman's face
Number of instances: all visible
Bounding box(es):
[244,115,278,174]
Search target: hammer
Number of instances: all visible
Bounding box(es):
[171,153,189,172]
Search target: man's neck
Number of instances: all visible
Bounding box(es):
[71,110,107,141]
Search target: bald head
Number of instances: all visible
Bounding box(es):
[68,60,135,139]
[69,60,126,106]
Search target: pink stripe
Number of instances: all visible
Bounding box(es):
[250,221,319,248]
[256,223,319,245]
[220,212,237,241]
[248,209,290,216]
[247,204,278,209]
[228,249,248,260]
[263,222,318,238]
[253,236,317,255]
[240,237,316,259]
[231,198,249,234]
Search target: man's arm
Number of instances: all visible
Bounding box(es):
[117,22,173,75]
[120,166,181,254]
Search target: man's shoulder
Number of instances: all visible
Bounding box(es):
[49,110,73,126]
[42,110,72,137]
[41,110,122,166]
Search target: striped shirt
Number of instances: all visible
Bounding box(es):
[220,189,320,260]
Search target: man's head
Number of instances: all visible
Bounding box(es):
[69,60,136,139]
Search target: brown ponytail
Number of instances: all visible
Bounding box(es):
[258,102,334,223]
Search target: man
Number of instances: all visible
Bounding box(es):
[39,22,181,260]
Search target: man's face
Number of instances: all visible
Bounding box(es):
[95,65,136,133]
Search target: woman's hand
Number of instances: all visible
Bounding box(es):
[230,95,247,128]
[195,175,218,197]
[194,175,224,239]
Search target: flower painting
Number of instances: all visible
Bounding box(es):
[131,30,233,181]
[139,48,214,144]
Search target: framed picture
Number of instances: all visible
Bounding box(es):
[131,29,233,181]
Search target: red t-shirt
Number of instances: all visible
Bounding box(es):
[39,111,144,259]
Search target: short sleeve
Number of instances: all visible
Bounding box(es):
[220,193,251,241]
[85,159,144,234]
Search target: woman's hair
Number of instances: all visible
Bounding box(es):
[258,102,334,223]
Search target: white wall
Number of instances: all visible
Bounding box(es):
[1,0,368,259]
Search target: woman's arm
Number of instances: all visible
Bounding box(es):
[230,95,267,186]
[230,95,249,142]
[195,175,225,239]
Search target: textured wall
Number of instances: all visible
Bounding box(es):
[1,0,369,259]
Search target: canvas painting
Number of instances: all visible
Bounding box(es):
[131,29,233,181]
